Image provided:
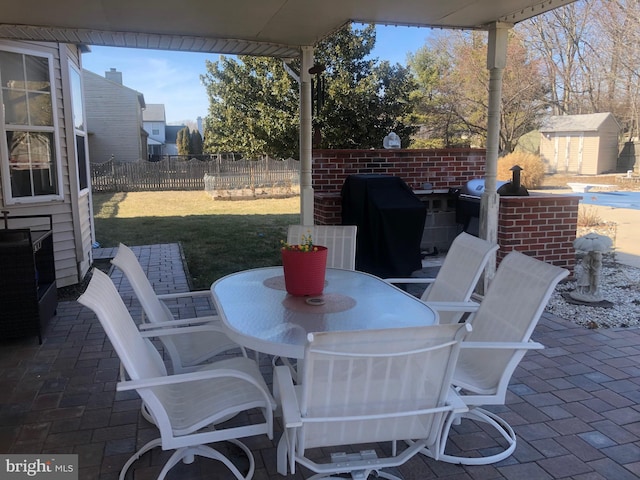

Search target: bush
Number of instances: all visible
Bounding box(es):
[577,205,602,227]
[497,152,545,189]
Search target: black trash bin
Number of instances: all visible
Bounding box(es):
[341,174,427,277]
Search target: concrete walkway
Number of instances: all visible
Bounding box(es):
[585,204,640,269]
[532,189,640,269]
[1,244,639,479]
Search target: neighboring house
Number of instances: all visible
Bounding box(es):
[540,113,620,175]
[0,39,94,287]
[143,103,166,159]
[165,125,187,155]
[83,68,147,163]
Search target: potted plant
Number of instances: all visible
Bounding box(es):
[281,232,328,296]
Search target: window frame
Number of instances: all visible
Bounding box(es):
[0,45,63,204]
[68,62,89,193]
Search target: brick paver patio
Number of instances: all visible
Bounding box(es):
[1,244,639,479]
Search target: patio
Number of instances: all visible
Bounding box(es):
[1,243,639,480]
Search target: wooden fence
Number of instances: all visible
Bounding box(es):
[90,156,300,192]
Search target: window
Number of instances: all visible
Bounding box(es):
[0,48,61,202]
[69,64,88,191]
[152,128,160,135]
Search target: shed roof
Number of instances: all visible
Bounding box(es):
[540,113,617,133]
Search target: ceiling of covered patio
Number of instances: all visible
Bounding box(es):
[2,0,576,57]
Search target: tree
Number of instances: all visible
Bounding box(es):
[176,126,191,155]
[312,24,417,149]
[201,56,299,158]
[409,31,547,153]
[200,23,417,157]
[517,0,640,139]
[407,45,468,148]
[190,129,203,155]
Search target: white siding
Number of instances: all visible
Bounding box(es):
[83,69,145,163]
[0,40,91,287]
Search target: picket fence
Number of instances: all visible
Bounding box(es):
[90,156,300,192]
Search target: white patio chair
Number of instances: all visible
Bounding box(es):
[386,232,498,324]
[275,322,471,480]
[111,243,244,373]
[78,269,275,480]
[421,250,569,465]
[287,224,357,270]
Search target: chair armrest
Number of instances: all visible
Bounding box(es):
[274,365,302,428]
[139,323,231,337]
[426,301,480,313]
[461,340,544,350]
[138,316,218,329]
[156,289,211,301]
[384,277,436,285]
[117,365,276,410]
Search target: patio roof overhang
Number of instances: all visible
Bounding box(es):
[1,0,576,58]
[0,0,577,284]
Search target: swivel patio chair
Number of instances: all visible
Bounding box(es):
[287,224,357,270]
[386,231,498,324]
[78,269,275,480]
[111,243,244,373]
[275,322,471,480]
[420,250,569,465]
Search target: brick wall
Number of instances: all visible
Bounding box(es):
[498,194,579,272]
[311,149,578,272]
[312,148,486,193]
[312,148,486,225]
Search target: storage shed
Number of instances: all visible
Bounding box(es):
[540,113,620,175]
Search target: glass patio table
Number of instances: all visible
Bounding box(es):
[211,266,438,360]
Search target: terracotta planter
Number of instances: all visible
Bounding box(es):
[281,246,328,296]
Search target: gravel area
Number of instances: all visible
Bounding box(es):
[547,256,640,329]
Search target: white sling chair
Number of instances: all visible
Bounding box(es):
[275,323,471,480]
[111,243,244,373]
[287,225,357,270]
[386,231,498,324]
[78,269,275,480]
[421,250,569,465]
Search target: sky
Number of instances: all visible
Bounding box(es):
[81,25,432,125]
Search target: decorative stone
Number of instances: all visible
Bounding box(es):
[569,233,613,303]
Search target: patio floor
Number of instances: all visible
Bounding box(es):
[1,243,639,480]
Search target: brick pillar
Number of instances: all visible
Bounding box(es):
[498,194,579,273]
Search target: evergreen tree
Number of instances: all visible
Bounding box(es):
[190,130,203,155]
[177,126,191,155]
[200,23,416,157]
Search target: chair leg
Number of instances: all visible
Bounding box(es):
[119,438,162,480]
[188,439,255,480]
[120,438,255,480]
[427,407,517,465]
[306,469,403,480]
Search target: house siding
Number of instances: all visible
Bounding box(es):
[83,69,145,163]
[0,40,91,287]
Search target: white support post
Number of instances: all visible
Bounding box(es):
[480,22,511,289]
[300,46,314,225]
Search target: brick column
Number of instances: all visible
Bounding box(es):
[498,194,579,273]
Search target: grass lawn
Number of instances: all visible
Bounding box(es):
[93,191,300,289]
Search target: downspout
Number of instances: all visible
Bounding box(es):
[480,22,511,289]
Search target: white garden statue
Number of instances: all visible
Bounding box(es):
[569,233,613,303]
